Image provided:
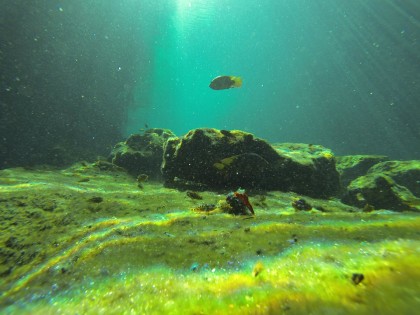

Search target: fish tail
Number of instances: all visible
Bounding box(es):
[231,76,242,87]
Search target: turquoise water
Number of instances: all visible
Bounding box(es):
[0,0,419,167]
[127,0,419,158]
[1,2,420,312]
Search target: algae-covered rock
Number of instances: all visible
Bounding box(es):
[162,128,278,190]
[272,143,340,197]
[336,155,388,188]
[369,160,420,197]
[162,128,340,197]
[110,128,175,178]
[342,160,420,211]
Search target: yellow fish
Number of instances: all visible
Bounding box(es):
[209,75,242,90]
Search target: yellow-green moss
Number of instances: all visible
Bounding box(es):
[1,166,419,314]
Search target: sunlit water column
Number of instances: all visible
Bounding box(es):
[144,0,244,135]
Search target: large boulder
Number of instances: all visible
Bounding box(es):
[336,155,388,189]
[162,128,279,190]
[341,160,420,211]
[162,128,340,197]
[109,128,176,178]
[272,143,340,197]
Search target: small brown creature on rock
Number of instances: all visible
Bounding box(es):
[226,189,254,215]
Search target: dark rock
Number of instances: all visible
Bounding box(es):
[88,196,103,203]
[336,155,388,188]
[369,161,420,197]
[351,273,364,285]
[342,160,420,211]
[272,143,340,197]
[162,129,340,197]
[162,128,279,190]
[186,191,203,200]
[110,128,176,178]
[292,198,312,211]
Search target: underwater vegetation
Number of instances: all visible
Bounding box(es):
[1,128,420,314]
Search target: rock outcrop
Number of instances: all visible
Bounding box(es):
[272,143,340,197]
[341,160,420,211]
[336,155,388,189]
[109,128,175,178]
[162,128,340,197]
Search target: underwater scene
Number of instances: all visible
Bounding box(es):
[1,0,420,314]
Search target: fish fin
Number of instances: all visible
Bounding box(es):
[230,76,242,88]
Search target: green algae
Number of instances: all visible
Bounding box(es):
[1,165,420,314]
[4,240,420,315]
